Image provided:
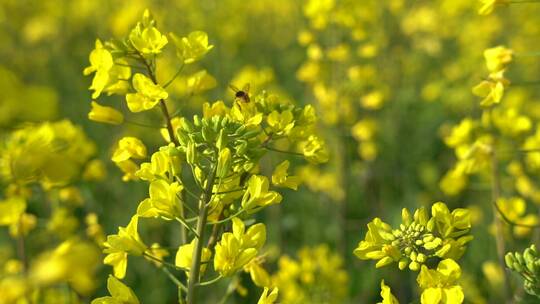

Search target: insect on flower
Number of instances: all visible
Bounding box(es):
[229,83,251,103]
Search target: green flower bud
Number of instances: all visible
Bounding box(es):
[398,258,409,270]
[404,247,412,255]
[435,243,451,257]
[193,115,201,127]
[179,117,194,133]
[375,256,394,268]
[423,235,434,243]
[216,129,227,150]
[409,261,420,271]
[186,141,197,165]
[505,253,515,269]
[217,148,232,178]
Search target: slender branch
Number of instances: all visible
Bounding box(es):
[212,188,246,195]
[196,275,222,286]
[136,51,186,243]
[16,217,28,272]
[164,64,185,88]
[179,191,187,245]
[160,265,187,292]
[124,120,164,129]
[143,252,188,271]
[515,51,540,57]
[137,51,180,147]
[520,148,540,153]
[175,217,201,238]
[207,210,245,225]
[159,100,180,146]
[263,146,304,156]
[493,199,540,228]
[217,277,238,304]
[510,81,540,86]
[182,187,201,201]
[489,148,513,302]
[186,167,217,304]
[507,0,540,3]
[206,222,221,250]
[115,62,146,70]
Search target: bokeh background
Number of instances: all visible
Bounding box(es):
[2,0,540,303]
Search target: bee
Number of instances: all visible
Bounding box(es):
[229,83,251,103]
[239,171,251,187]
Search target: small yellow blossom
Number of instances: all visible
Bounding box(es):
[89,101,124,125]
[126,73,168,112]
[112,137,147,163]
[472,80,504,107]
[214,218,266,276]
[175,239,212,276]
[417,259,464,304]
[83,39,113,99]
[378,280,399,304]
[171,31,214,64]
[271,160,299,190]
[91,275,139,304]
[103,216,147,279]
[484,46,513,73]
[241,175,282,213]
[129,11,168,55]
[258,287,279,304]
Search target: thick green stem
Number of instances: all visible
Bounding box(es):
[186,168,216,304]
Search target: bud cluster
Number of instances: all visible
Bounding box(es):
[506,245,540,298]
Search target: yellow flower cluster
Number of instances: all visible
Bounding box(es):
[272,245,348,304]
[355,202,472,271]
[472,46,513,107]
[84,9,329,304]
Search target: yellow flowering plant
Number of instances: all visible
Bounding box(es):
[4,0,540,302]
[84,9,328,304]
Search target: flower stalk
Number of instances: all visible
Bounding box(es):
[186,167,216,304]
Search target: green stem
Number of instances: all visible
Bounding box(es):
[160,265,187,292]
[115,62,146,70]
[182,187,201,202]
[143,252,188,271]
[207,210,244,225]
[175,217,201,237]
[137,51,187,245]
[493,199,540,228]
[212,188,246,195]
[137,51,180,147]
[263,146,304,156]
[164,64,185,88]
[507,0,540,3]
[124,120,164,129]
[186,167,217,304]
[490,147,513,302]
[196,275,222,286]
[515,51,540,57]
